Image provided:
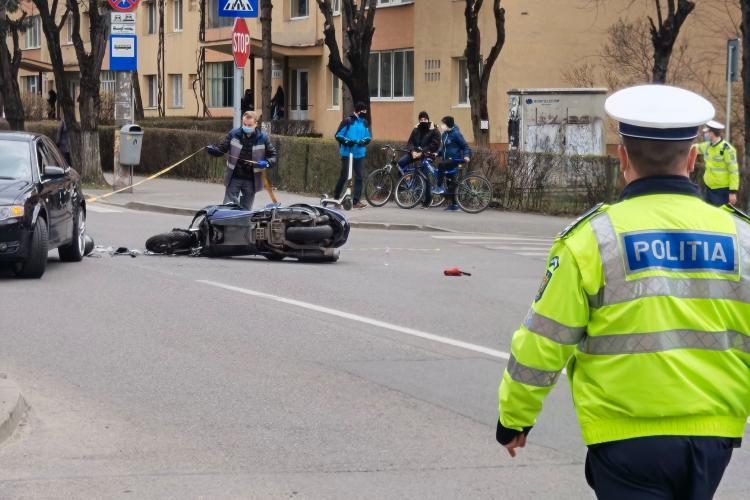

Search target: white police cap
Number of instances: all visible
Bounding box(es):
[703,119,725,131]
[605,84,715,141]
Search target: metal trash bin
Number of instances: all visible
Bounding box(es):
[119,124,143,165]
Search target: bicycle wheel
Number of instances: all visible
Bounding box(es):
[364,168,394,207]
[456,174,493,213]
[429,174,446,208]
[395,173,426,209]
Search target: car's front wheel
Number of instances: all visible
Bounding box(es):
[59,205,86,262]
[14,218,48,279]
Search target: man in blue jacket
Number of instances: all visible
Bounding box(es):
[434,116,471,211]
[207,111,277,210]
[334,101,372,209]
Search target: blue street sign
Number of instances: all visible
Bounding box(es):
[218,0,258,18]
[109,35,138,72]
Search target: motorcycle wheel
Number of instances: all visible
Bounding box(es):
[145,230,194,254]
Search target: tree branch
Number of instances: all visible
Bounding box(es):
[481,0,505,88]
[56,7,70,32]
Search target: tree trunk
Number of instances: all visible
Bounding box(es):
[260,0,273,123]
[0,20,25,131]
[133,71,145,121]
[741,0,750,209]
[157,0,166,117]
[647,0,695,84]
[651,41,672,83]
[78,81,107,185]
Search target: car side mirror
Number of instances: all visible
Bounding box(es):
[43,166,65,178]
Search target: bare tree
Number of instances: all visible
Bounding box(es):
[648,0,695,83]
[463,0,506,148]
[193,0,210,117]
[315,0,376,120]
[34,0,109,184]
[157,0,166,116]
[741,0,750,205]
[260,0,272,123]
[0,0,28,130]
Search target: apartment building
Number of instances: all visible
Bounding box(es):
[14,0,738,144]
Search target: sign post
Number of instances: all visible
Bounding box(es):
[218,0,257,128]
[726,38,740,142]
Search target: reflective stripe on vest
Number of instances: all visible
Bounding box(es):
[579,329,750,355]
[523,310,586,345]
[507,355,561,387]
[588,213,750,308]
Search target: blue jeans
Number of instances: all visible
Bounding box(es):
[224,177,256,210]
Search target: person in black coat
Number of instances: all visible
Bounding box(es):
[397,111,441,207]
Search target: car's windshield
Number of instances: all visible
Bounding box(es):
[0,139,32,181]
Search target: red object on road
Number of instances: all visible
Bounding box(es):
[444,267,471,276]
[232,18,251,69]
[108,0,140,13]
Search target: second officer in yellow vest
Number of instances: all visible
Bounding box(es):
[496,85,750,500]
[695,120,739,206]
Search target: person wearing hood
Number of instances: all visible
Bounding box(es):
[435,116,471,211]
[333,101,372,209]
[397,111,441,207]
[207,110,277,210]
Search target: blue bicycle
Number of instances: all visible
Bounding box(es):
[393,150,447,209]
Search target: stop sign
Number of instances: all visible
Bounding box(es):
[232,19,251,69]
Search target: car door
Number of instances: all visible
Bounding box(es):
[42,137,75,242]
[36,139,68,246]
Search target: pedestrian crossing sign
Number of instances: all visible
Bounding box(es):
[218,0,259,18]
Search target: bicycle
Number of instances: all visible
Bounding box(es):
[394,154,493,213]
[365,145,444,208]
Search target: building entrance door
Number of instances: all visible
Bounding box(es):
[289,69,309,120]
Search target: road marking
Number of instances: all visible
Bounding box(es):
[516,252,551,257]
[197,280,510,361]
[433,235,552,242]
[86,204,123,214]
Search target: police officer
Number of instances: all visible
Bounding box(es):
[695,120,739,206]
[207,110,277,210]
[496,85,750,499]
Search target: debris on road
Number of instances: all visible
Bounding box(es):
[444,267,471,276]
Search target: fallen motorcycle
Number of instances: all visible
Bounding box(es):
[145,203,349,262]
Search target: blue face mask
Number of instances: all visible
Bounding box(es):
[703,133,710,142]
[242,126,255,134]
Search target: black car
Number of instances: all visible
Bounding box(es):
[0,132,87,278]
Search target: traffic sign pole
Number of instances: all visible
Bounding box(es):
[234,44,243,128]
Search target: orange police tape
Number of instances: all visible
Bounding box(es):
[85,147,278,205]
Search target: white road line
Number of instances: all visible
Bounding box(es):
[86,204,122,213]
[197,280,510,361]
[433,235,552,242]
[456,241,551,247]
[483,245,549,251]
[517,252,551,257]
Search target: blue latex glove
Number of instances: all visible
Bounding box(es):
[206,144,224,157]
[255,160,269,169]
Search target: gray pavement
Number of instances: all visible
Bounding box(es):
[88,175,571,236]
[0,205,747,499]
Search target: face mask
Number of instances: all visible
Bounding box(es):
[703,133,710,142]
[242,126,255,134]
[419,122,429,130]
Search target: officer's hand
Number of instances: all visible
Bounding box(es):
[206,144,224,157]
[503,433,526,458]
[255,160,269,169]
[729,193,738,205]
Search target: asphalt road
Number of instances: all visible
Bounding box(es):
[0,206,748,499]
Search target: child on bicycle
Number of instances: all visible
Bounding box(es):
[435,116,472,212]
[398,111,441,207]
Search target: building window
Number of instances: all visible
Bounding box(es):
[100,71,116,93]
[458,58,468,105]
[369,49,414,100]
[170,74,183,107]
[147,2,157,35]
[331,74,340,108]
[25,16,41,49]
[146,75,157,108]
[173,0,183,31]
[333,0,341,14]
[291,0,309,18]
[23,76,40,94]
[207,62,234,108]
[66,18,74,44]
[207,0,234,28]
[376,0,414,6]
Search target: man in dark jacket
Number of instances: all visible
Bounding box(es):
[397,111,441,207]
[207,111,277,210]
[435,116,472,211]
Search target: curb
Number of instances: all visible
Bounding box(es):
[0,376,27,446]
[113,201,452,233]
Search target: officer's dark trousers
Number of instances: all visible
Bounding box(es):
[704,187,730,206]
[334,156,364,204]
[585,436,735,500]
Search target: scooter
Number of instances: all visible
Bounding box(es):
[320,153,354,211]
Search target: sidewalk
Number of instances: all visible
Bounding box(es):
[88,176,572,236]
